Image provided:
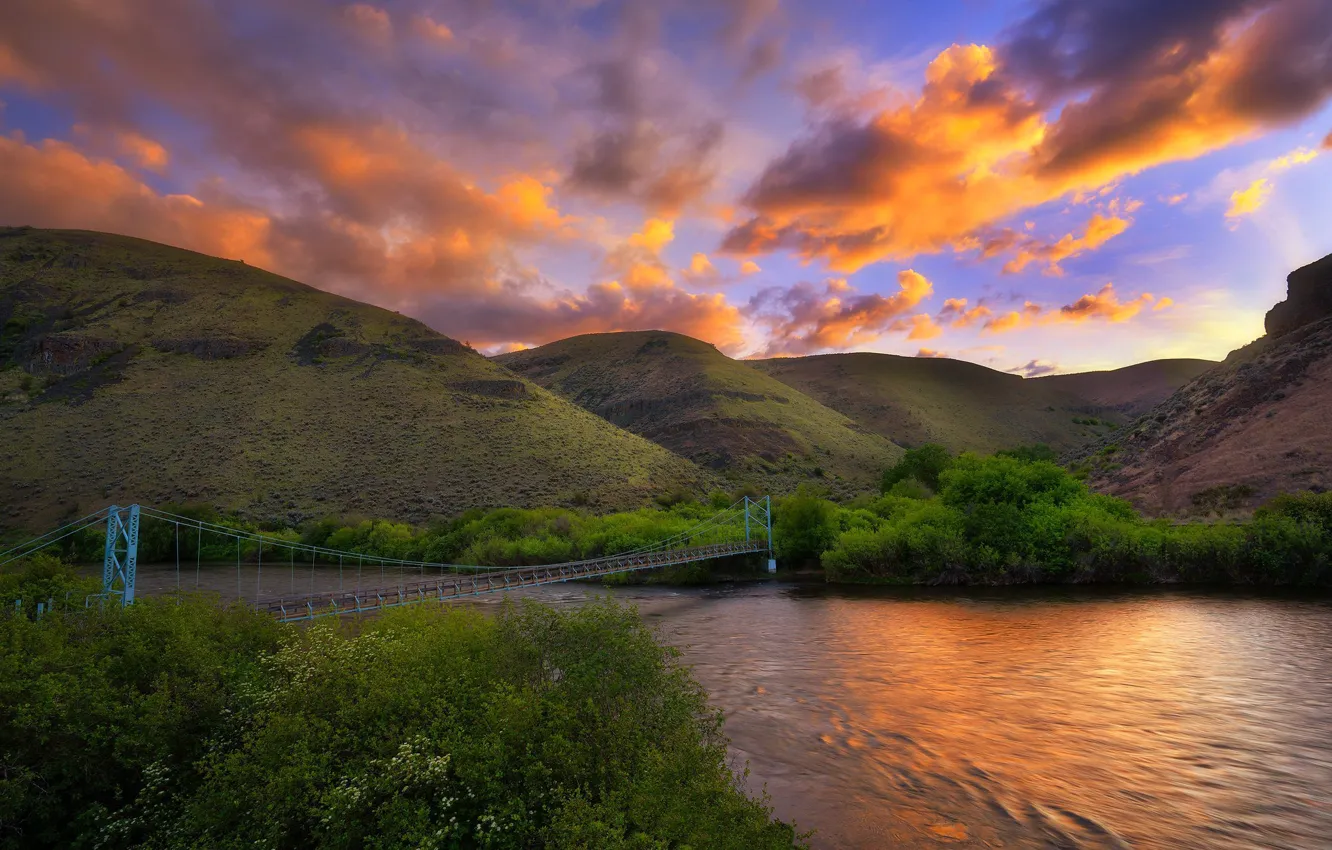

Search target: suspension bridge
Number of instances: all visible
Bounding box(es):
[1,498,775,622]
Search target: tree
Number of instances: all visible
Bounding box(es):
[881,444,953,494]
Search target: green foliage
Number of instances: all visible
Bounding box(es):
[1190,483,1257,516]
[880,443,952,494]
[824,453,1331,586]
[773,486,838,565]
[0,597,800,849]
[995,443,1058,463]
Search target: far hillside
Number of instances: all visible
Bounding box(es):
[495,331,902,496]
[750,352,1183,453]
[0,228,707,529]
[1033,359,1216,417]
[1076,251,1332,515]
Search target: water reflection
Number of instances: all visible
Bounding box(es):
[628,585,1332,849]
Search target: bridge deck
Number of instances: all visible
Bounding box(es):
[262,540,768,622]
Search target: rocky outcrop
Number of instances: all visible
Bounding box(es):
[1265,252,1332,338]
[1080,253,1332,515]
[153,336,269,360]
[24,333,122,375]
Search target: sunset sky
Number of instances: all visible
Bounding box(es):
[2,0,1330,374]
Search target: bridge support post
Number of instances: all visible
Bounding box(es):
[766,495,775,573]
[102,504,140,604]
[744,497,751,542]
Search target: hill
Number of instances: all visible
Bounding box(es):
[494,332,902,495]
[0,228,707,530]
[1078,252,1332,514]
[750,352,1147,453]
[1032,359,1216,417]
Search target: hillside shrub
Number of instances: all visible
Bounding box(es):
[0,588,802,849]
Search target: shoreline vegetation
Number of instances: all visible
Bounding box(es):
[9,447,1330,591]
[0,569,807,849]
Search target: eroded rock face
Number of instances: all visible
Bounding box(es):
[1266,252,1332,338]
[25,334,122,375]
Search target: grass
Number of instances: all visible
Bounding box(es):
[750,351,1204,454]
[496,331,902,498]
[0,228,709,531]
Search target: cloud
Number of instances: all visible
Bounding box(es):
[938,297,993,328]
[417,217,746,351]
[739,259,761,275]
[1163,192,1189,205]
[563,54,726,214]
[1008,359,1059,378]
[1226,178,1272,220]
[1324,130,1332,150]
[747,268,934,355]
[723,0,1332,273]
[916,348,947,358]
[965,212,1132,276]
[344,4,392,42]
[0,135,274,266]
[410,14,453,44]
[980,283,1165,333]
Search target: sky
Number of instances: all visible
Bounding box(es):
[1,0,1331,375]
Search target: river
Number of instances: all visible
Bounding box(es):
[131,565,1332,848]
[481,582,1332,849]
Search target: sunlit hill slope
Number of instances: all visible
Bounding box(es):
[495,331,903,496]
[0,228,707,529]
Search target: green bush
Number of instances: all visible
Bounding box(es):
[881,444,952,493]
[0,597,802,849]
[773,487,838,565]
[824,454,1331,586]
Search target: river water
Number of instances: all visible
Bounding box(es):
[487,582,1332,849]
[132,566,1332,848]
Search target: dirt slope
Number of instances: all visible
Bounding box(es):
[1079,252,1332,514]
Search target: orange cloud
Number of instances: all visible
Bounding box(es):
[345,4,392,41]
[896,313,943,340]
[1226,178,1272,219]
[115,131,169,173]
[938,297,993,328]
[980,284,1164,334]
[724,0,1332,273]
[916,348,947,358]
[740,260,761,275]
[1163,193,1189,205]
[0,134,273,266]
[977,213,1133,276]
[749,269,935,354]
[411,14,453,43]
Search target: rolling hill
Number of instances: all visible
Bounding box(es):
[494,331,902,496]
[1032,359,1215,417]
[1079,252,1332,515]
[0,228,708,530]
[749,352,1185,453]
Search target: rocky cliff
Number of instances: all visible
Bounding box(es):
[1080,252,1332,515]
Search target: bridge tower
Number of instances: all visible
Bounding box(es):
[103,504,140,604]
[743,496,776,573]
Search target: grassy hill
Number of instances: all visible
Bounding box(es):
[0,228,708,530]
[751,352,1161,453]
[1032,359,1215,417]
[494,332,902,496]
